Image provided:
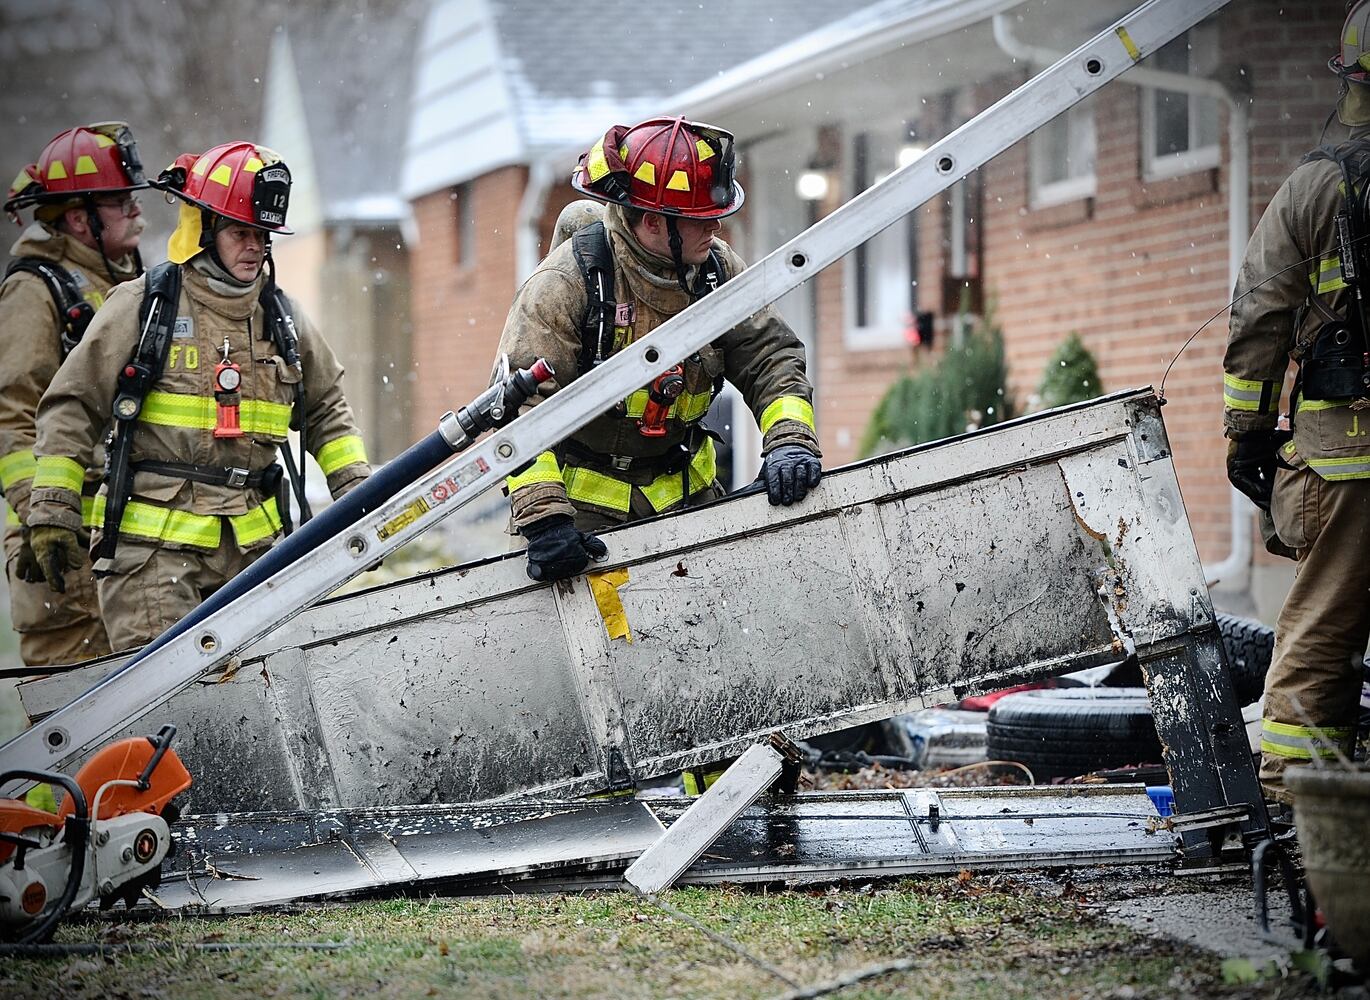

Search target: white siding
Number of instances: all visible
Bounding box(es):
[400,0,523,199]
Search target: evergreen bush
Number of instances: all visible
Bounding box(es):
[1037,331,1103,409]
[859,310,1015,456]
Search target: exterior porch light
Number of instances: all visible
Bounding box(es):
[898,143,927,168]
[795,169,830,201]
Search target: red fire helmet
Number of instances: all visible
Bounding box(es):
[5,122,148,215]
[573,117,744,219]
[157,141,293,234]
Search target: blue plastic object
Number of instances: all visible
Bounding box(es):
[1146,785,1175,817]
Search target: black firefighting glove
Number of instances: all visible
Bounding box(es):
[522,514,608,582]
[761,445,823,506]
[29,524,82,594]
[14,526,44,585]
[1226,429,1292,512]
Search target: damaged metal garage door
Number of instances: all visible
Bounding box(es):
[19,390,1264,848]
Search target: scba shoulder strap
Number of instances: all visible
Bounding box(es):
[2,257,95,358]
[571,220,730,380]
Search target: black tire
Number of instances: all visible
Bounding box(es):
[986,688,1162,781]
[1215,612,1275,707]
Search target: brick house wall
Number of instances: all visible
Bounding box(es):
[409,165,528,434]
[406,0,1345,578]
[812,0,1345,568]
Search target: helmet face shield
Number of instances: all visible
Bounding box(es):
[692,122,738,212]
[90,121,146,188]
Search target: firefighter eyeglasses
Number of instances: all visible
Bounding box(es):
[93,194,141,217]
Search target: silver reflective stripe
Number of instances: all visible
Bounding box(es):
[1308,457,1370,480]
[1259,722,1352,759]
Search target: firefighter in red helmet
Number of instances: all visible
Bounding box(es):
[496,117,822,584]
[0,122,150,666]
[27,141,371,652]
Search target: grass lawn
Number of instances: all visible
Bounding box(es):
[1,875,1313,1000]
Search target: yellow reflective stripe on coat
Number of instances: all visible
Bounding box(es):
[81,495,96,529]
[1296,397,1348,412]
[90,495,283,549]
[622,388,713,423]
[0,449,36,490]
[33,455,84,492]
[141,391,293,437]
[316,434,367,476]
[239,400,293,437]
[562,438,718,514]
[1259,719,1354,759]
[564,465,633,512]
[641,437,716,513]
[506,451,563,492]
[4,505,18,527]
[1305,454,1370,480]
[759,396,816,435]
[229,497,283,546]
[1312,255,1347,294]
[140,391,216,430]
[1222,373,1278,414]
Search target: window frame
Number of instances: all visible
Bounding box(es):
[1028,100,1097,209]
[1140,23,1222,182]
[843,125,921,351]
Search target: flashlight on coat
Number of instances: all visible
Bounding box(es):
[638,364,685,438]
[214,337,244,439]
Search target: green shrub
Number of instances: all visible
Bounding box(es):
[859,311,1015,456]
[1037,331,1102,409]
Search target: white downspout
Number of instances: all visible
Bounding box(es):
[991,15,1251,591]
[515,158,555,282]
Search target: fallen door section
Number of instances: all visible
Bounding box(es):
[154,785,1174,913]
[19,390,1265,844]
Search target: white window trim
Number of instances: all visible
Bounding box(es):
[1141,91,1221,181]
[1028,105,1097,210]
[1031,172,1098,210]
[1140,24,1222,182]
[844,125,918,352]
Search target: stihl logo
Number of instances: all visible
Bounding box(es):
[21,881,46,914]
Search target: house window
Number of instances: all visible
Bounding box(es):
[1029,101,1096,207]
[453,182,474,268]
[1142,22,1221,180]
[847,128,919,349]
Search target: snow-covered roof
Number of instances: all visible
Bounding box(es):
[401,0,857,200]
[265,0,426,226]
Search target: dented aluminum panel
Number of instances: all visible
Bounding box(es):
[19,390,1264,843]
[153,785,1173,913]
